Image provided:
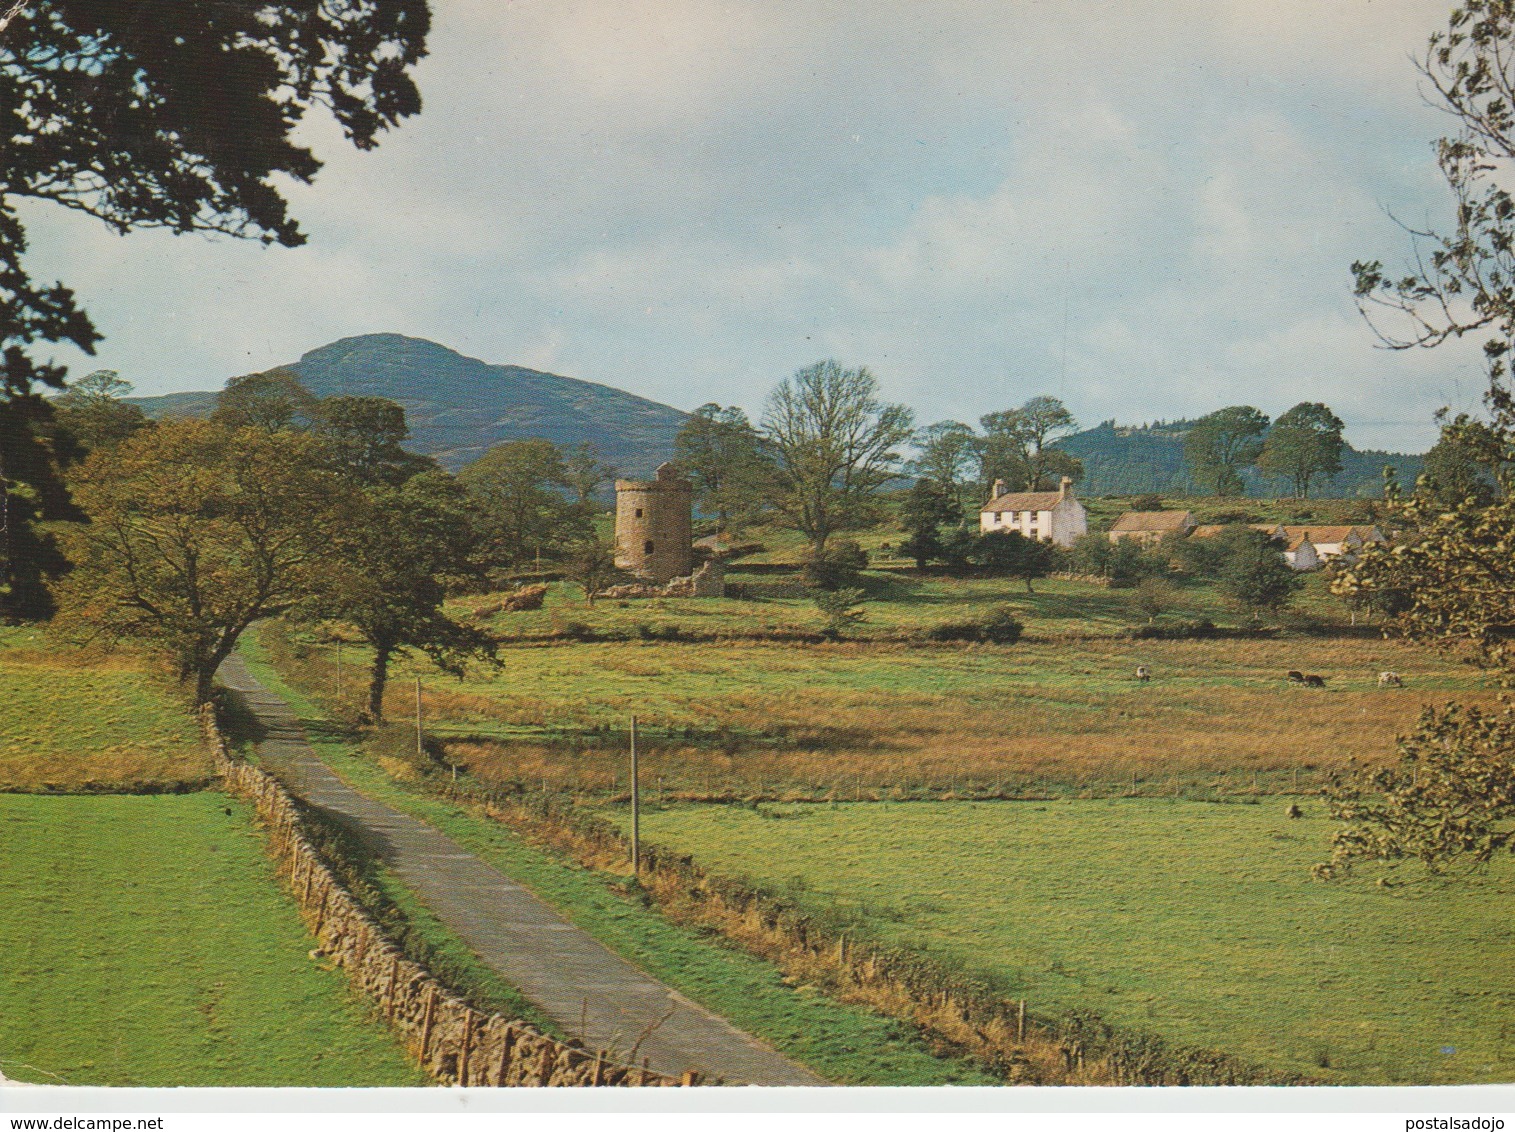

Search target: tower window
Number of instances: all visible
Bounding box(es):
[644,540,655,555]
[635,508,643,518]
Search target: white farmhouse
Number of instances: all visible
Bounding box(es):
[979,476,1088,548]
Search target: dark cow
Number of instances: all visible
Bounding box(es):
[1304,674,1326,688]
[1286,670,1307,684]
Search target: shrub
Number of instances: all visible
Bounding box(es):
[814,587,867,638]
[803,539,869,589]
[927,605,1023,644]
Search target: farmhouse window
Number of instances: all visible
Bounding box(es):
[994,512,1003,523]
[644,540,655,554]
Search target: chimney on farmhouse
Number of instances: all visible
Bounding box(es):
[991,479,1006,500]
[1058,476,1073,499]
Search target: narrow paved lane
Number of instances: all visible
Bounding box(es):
[218,653,825,1087]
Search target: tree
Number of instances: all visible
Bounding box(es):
[564,442,615,511]
[1182,406,1270,496]
[50,370,149,457]
[212,368,321,432]
[1214,528,1302,621]
[910,421,979,518]
[457,440,586,568]
[1419,412,1504,506]
[898,478,959,570]
[310,469,493,720]
[674,404,771,531]
[1257,402,1345,498]
[1133,577,1178,624]
[313,395,431,486]
[979,396,1082,492]
[974,530,1057,592]
[563,538,624,607]
[0,1,428,619]
[55,420,352,704]
[0,393,72,621]
[761,361,914,552]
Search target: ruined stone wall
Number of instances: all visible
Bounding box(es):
[202,708,693,1088]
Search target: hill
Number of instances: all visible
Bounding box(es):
[1055,419,1424,498]
[128,334,688,477]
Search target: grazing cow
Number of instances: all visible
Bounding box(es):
[1285,803,1303,820]
[1286,670,1307,684]
[1134,665,1151,682]
[1378,671,1403,688]
[1304,674,1326,688]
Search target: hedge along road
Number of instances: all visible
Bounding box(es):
[216,654,825,1087]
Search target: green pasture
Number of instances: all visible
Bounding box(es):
[0,628,210,791]
[264,622,1491,801]
[233,637,997,1085]
[0,792,423,1086]
[615,799,1515,1085]
[457,569,1360,643]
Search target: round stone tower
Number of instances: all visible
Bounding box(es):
[614,462,693,584]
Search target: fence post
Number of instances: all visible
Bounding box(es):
[630,714,640,876]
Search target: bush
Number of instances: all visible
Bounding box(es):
[803,539,869,589]
[927,605,1023,644]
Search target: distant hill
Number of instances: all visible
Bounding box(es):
[1055,419,1425,499]
[127,334,688,477]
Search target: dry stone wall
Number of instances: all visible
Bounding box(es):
[203,708,693,1088]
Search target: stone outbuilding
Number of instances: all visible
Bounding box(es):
[614,462,693,585]
[979,476,1088,548]
[1107,510,1196,545]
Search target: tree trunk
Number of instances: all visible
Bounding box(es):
[194,664,217,708]
[368,641,392,721]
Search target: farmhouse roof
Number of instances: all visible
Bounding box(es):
[1280,525,1357,545]
[1109,510,1194,534]
[982,489,1064,512]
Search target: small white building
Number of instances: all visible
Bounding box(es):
[1281,532,1321,572]
[979,476,1088,548]
[1279,525,1386,563]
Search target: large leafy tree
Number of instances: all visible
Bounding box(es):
[55,419,353,704]
[761,360,914,553]
[979,396,1081,492]
[0,0,429,619]
[1211,526,1301,620]
[1321,1,1515,877]
[1257,402,1345,498]
[49,369,149,458]
[457,439,587,568]
[674,403,772,532]
[897,478,958,570]
[910,420,980,517]
[1181,406,1270,496]
[311,468,493,719]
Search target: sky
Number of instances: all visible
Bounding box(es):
[17,0,1499,452]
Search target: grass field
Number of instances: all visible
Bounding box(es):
[612,798,1515,1085]
[0,628,210,792]
[454,570,1365,643]
[235,636,998,1084]
[265,624,1495,800]
[0,792,424,1086]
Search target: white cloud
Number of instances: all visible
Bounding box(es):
[16,0,1483,452]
